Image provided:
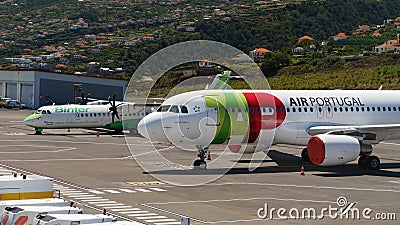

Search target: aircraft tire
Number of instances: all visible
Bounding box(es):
[367,155,380,170]
[358,155,368,169]
[301,148,310,162]
[193,159,207,169]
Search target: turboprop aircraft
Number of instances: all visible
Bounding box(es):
[137,89,400,170]
[23,94,158,134]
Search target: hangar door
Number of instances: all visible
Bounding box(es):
[6,83,17,99]
[21,84,33,109]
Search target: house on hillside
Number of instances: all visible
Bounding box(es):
[357,25,370,34]
[333,32,348,41]
[373,35,400,54]
[199,59,213,68]
[249,48,271,60]
[298,35,314,43]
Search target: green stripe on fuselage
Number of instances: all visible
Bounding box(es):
[205,95,231,144]
[224,92,248,136]
[105,118,142,131]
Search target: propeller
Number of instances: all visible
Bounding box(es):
[108,92,123,124]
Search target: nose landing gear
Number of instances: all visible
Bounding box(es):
[194,146,208,169]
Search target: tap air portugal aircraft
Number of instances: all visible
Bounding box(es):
[23,95,157,135]
[137,89,400,170]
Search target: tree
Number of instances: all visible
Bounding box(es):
[260,52,291,77]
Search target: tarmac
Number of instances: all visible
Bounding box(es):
[0,109,399,224]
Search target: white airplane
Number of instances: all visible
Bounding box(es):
[137,89,400,170]
[23,94,158,134]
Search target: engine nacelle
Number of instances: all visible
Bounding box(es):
[307,134,360,166]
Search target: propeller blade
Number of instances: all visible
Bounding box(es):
[113,92,117,107]
[115,112,120,120]
[112,112,115,124]
[81,92,85,105]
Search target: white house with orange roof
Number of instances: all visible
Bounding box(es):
[249,48,271,60]
[198,59,213,68]
[373,35,400,54]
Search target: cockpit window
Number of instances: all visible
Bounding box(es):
[180,106,188,113]
[47,110,51,114]
[169,105,179,113]
[157,105,171,112]
[35,110,42,114]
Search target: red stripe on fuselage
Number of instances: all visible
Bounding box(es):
[243,92,287,143]
[243,92,261,143]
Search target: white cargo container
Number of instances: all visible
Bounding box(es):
[0,198,67,213]
[1,206,82,225]
[33,214,116,225]
[0,174,54,200]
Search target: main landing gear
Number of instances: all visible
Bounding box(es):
[193,146,208,169]
[358,154,380,170]
[34,128,42,135]
[301,148,310,162]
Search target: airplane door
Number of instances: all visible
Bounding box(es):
[326,105,333,118]
[205,96,220,126]
[317,106,324,119]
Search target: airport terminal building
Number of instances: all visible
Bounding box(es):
[0,70,128,109]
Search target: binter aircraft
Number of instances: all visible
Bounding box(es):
[23,94,158,134]
[137,88,400,170]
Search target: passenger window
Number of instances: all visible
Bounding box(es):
[269,108,274,113]
[232,108,235,113]
[293,108,296,112]
[250,108,254,113]
[334,107,337,112]
[256,108,260,112]
[81,113,84,117]
[170,105,179,113]
[377,107,381,112]
[89,113,92,117]
[388,107,391,112]
[367,107,370,112]
[287,108,290,112]
[393,107,396,111]
[298,108,302,112]
[262,108,266,113]
[310,107,314,112]
[304,107,308,112]
[281,107,285,113]
[361,107,364,112]
[350,107,353,112]
[318,107,322,113]
[372,107,375,112]
[345,107,348,112]
[238,108,242,113]
[94,113,97,117]
[339,107,343,112]
[383,107,386,111]
[356,107,359,112]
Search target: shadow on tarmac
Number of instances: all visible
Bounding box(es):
[144,149,400,178]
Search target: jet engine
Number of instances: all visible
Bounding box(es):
[307,134,360,166]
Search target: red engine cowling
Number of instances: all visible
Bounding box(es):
[307,134,360,166]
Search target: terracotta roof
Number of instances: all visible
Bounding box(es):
[250,48,271,53]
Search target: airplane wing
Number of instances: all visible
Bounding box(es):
[306,124,400,142]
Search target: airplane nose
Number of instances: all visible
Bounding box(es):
[23,114,40,127]
[137,114,169,142]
